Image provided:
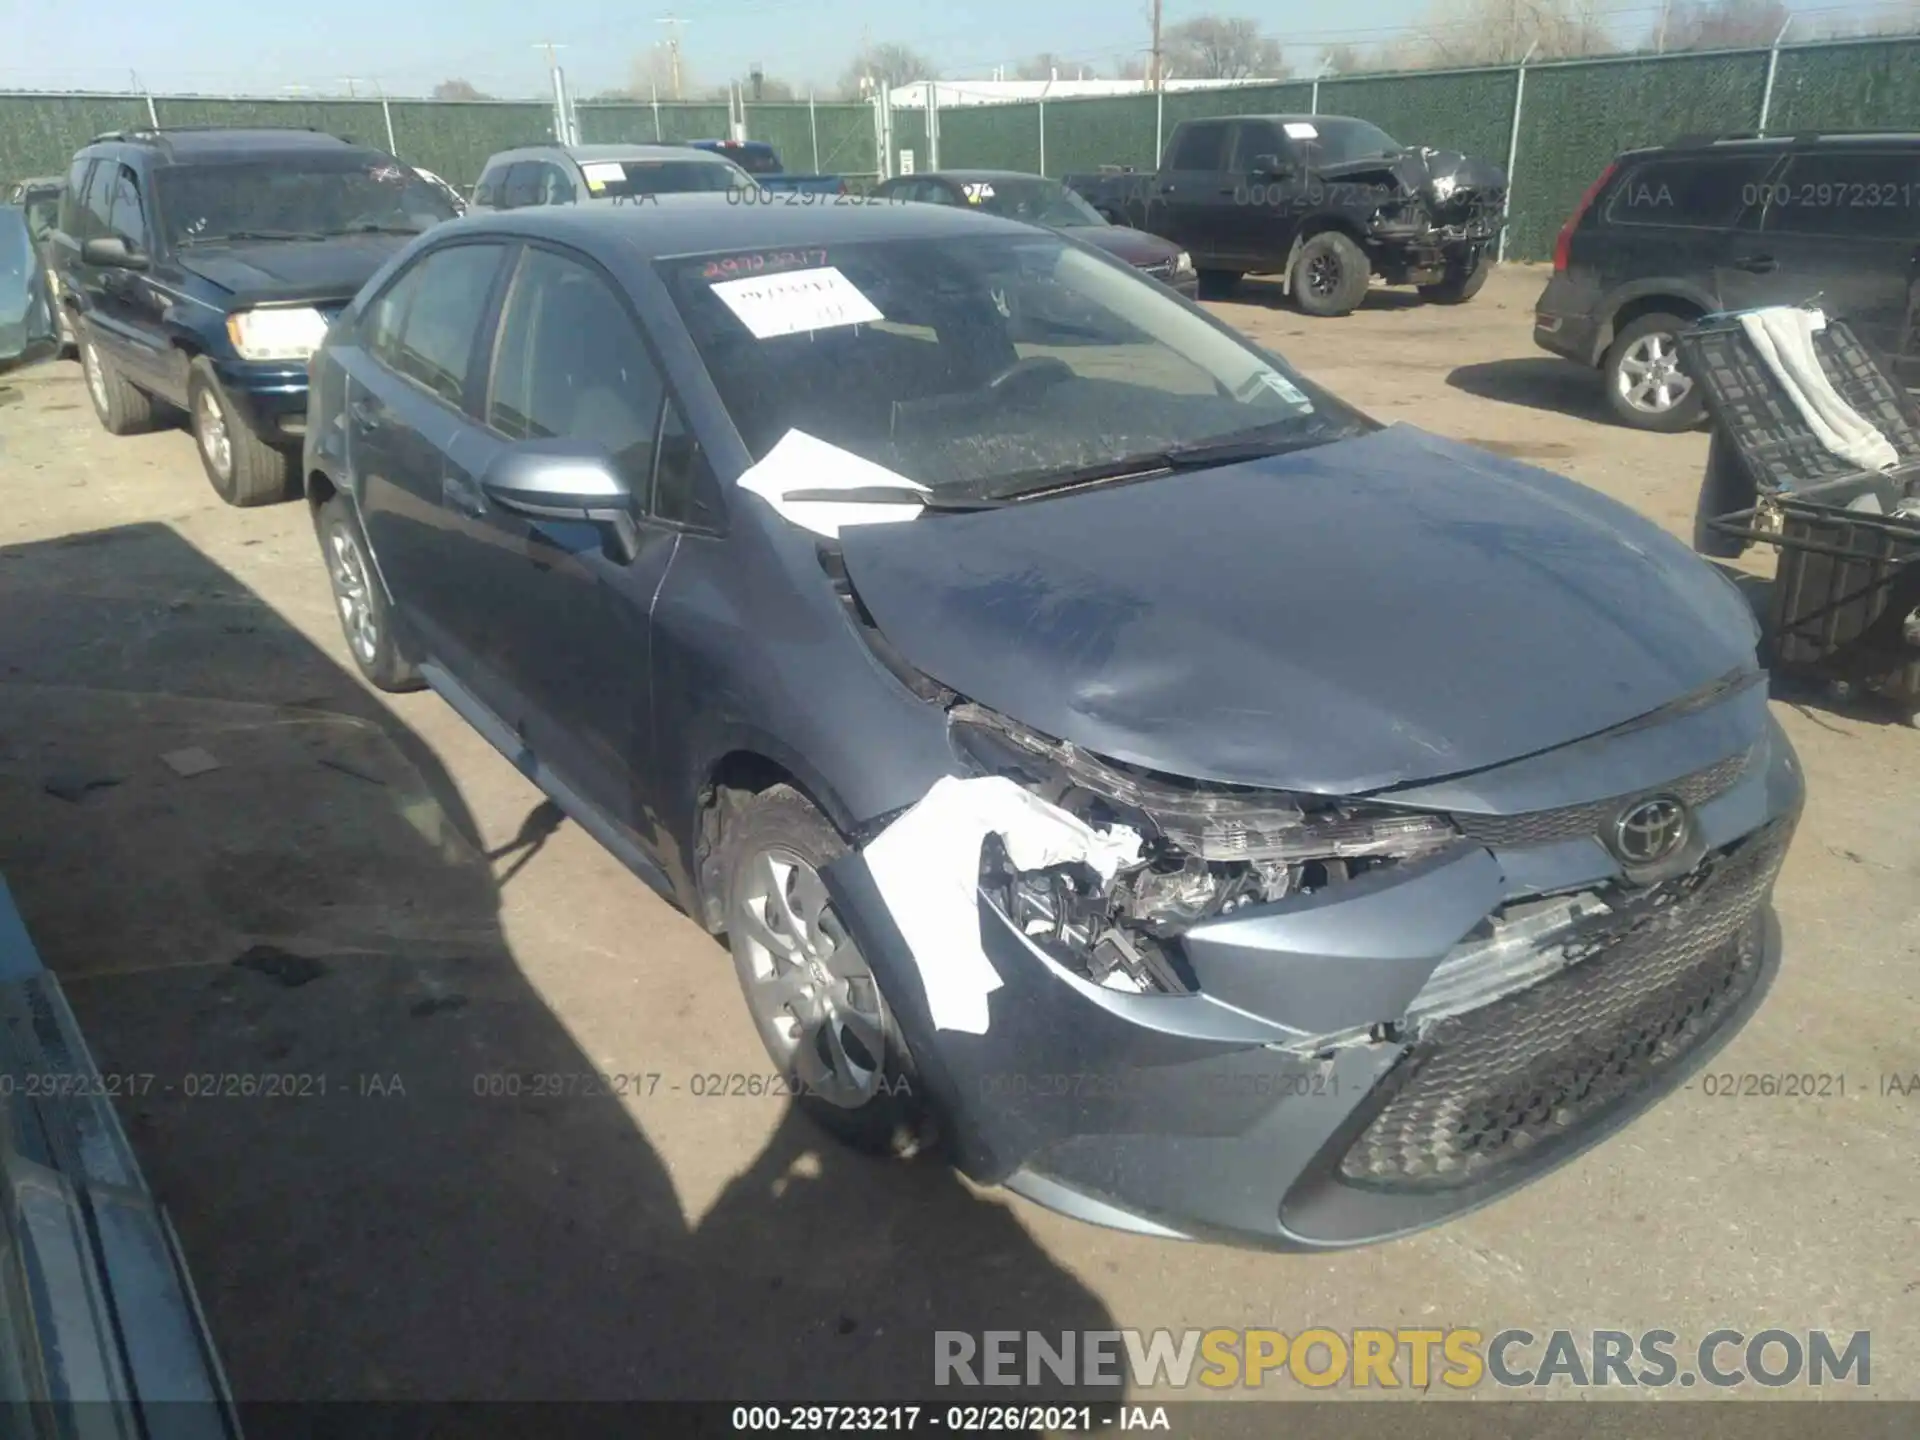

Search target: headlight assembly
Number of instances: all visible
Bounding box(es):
[226,305,330,362]
[949,703,1462,993]
[1172,250,1196,277]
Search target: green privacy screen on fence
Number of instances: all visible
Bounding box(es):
[3,38,1916,257]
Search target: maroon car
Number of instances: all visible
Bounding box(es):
[871,169,1199,299]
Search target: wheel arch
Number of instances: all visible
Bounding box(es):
[1593,285,1713,366]
[687,742,863,934]
[1280,216,1371,293]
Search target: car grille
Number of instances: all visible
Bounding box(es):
[1337,820,1787,1191]
[1451,744,1756,850]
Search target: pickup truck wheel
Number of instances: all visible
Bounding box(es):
[189,357,298,506]
[79,332,157,435]
[1196,268,1242,299]
[1419,250,1490,305]
[1604,313,1704,432]
[1291,232,1370,317]
[721,785,932,1160]
[318,494,423,692]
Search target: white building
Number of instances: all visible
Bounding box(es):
[882,77,1285,108]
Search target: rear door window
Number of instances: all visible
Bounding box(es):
[61,158,94,235]
[1604,153,1776,230]
[1759,150,1920,239]
[366,243,509,406]
[1168,122,1229,172]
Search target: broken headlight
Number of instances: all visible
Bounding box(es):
[951,704,1462,992]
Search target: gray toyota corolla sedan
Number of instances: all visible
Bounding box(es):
[302,196,1802,1250]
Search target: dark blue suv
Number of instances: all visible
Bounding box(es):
[51,126,460,504]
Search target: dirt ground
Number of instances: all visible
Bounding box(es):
[0,261,1913,1408]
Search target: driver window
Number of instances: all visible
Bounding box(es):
[107,166,150,253]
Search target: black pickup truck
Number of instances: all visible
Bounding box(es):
[1065,114,1507,317]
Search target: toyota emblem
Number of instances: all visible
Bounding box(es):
[1611,795,1689,865]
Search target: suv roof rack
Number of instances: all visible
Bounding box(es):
[85,124,346,146]
[1665,128,1920,149]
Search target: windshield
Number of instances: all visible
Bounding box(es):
[662,233,1370,497]
[961,178,1105,228]
[585,159,749,198]
[705,146,784,176]
[155,156,458,246]
[1303,118,1403,166]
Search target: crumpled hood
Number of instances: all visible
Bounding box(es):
[836,425,1759,795]
[175,234,413,306]
[1322,147,1507,218]
[1060,224,1182,269]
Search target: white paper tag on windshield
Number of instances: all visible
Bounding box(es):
[711,266,884,339]
[580,161,626,190]
[1283,122,1319,140]
[735,429,927,538]
[1253,368,1312,408]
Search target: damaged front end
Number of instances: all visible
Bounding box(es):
[822,685,1798,1251]
[1332,147,1508,283]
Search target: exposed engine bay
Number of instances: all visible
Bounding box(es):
[948,702,1463,996]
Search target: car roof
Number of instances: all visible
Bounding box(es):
[1182,113,1369,126]
[15,175,63,190]
[429,190,1042,259]
[488,143,730,166]
[907,170,1054,184]
[85,127,360,162]
[1619,129,1920,159]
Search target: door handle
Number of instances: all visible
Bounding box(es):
[1730,254,1778,274]
[347,397,382,426]
[1158,184,1177,195]
[441,472,487,518]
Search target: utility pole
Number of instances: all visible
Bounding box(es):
[533,42,573,144]
[657,16,688,101]
[1655,0,1671,54]
[1148,0,1163,90]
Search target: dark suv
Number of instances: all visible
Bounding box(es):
[51,126,459,504]
[1534,131,1920,432]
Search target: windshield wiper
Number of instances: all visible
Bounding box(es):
[178,229,327,245]
[780,485,1002,512]
[323,223,426,236]
[981,429,1332,503]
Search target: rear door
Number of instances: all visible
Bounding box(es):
[1149,121,1231,258]
[1593,149,1775,307]
[1728,146,1920,382]
[346,240,514,693]
[457,242,692,849]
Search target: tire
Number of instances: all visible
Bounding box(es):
[1196,268,1243,300]
[1419,248,1490,305]
[317,493,423,692]
[79,330,157,435]
[189,357,297,506]
[1290,231,1371,317]
[1604,311,1705,432]
[720,784,930,1158]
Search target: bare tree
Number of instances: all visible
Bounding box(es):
[431,78,491,101]
[1656,0,1790,49]
[628,46,692,100]
[1318,42,1367,74]
[1115,56,1149,80]
[1014,52,1070,81]
[839,42,937,98]
[1405,0,1611,66]
[1163,16,1289,78]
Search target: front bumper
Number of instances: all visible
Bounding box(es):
[826,700,1803,1251]
[209,357,311,445]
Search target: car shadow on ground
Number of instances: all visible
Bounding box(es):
[1231,276,1427,313]
[1445,356,1615,424]
[0,521,1121,1410]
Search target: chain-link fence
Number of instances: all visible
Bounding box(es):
[5,35,1917,255]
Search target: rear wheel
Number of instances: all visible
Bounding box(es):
[1604,312,1704,432]
[1290,232,1371,317]
[189,357,297,506]
[721,785,930,1158]
[80,332,157,435]
[1419,248,1490,305]
[318,493,422,692]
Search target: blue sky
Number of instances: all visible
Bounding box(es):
[0,0,1896,98]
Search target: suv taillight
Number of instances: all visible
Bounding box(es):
[1553,161,1617,274]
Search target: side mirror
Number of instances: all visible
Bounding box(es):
[1250,154,1293,178]
[480,440,639,563]
[0,204,60,376]
[82,235,149,270]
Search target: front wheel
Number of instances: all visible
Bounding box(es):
[721,785,930,1158]
[1290,232,1371,317]
[1419,248,1490,305]
[189,357,297,506]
